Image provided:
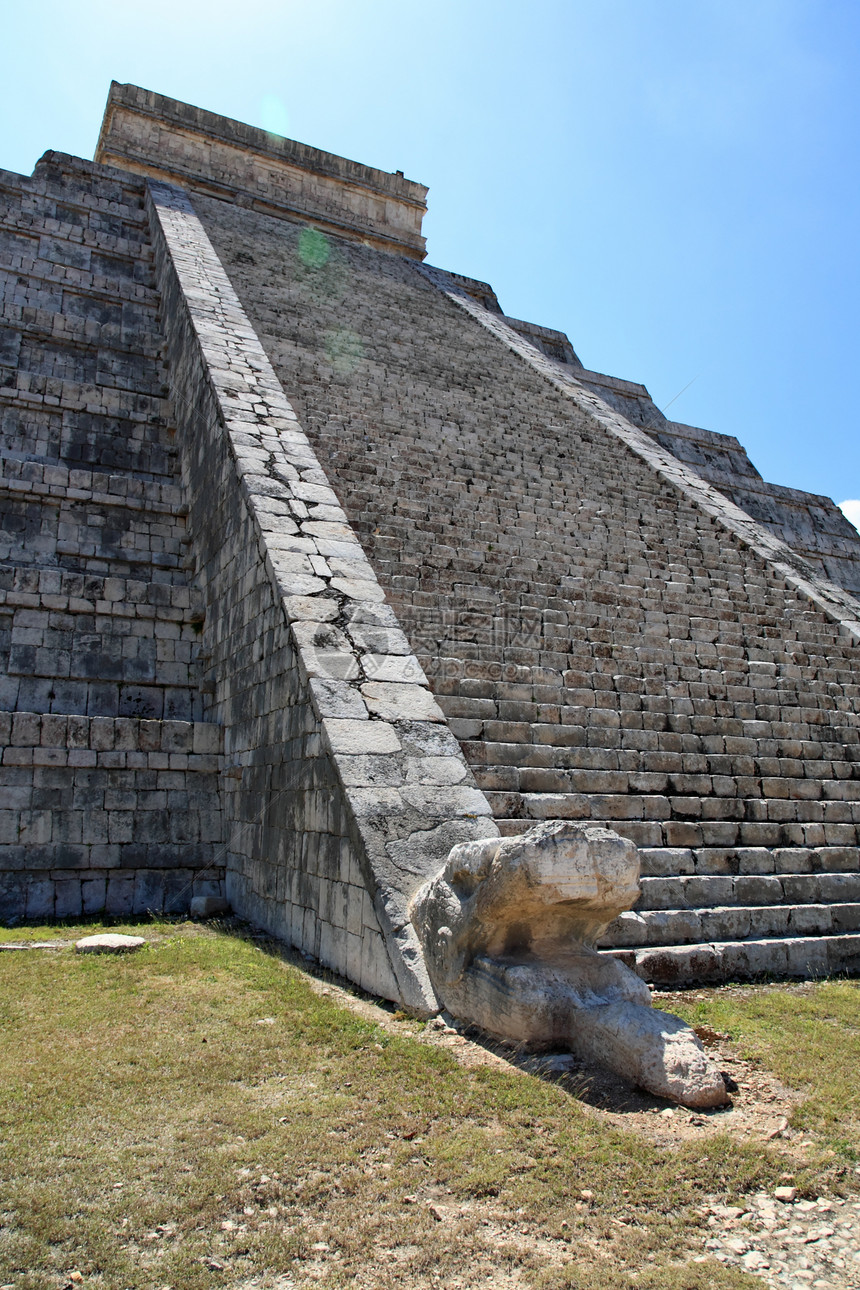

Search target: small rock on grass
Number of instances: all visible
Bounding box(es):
[75,934,145,954]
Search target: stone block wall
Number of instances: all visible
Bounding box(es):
[560,359,860,597]
[643,422,860,597]
[0,153,225,919]
[0,710,222,919]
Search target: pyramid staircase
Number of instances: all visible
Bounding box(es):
[192,196,860,984]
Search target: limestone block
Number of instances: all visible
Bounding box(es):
[399,785,492,818]
[337,755,406,788]
[301,649,360,682]
[361,681,445,723]
[347,623,413,655]
[362,654,428,685]
[330,577,385,602]
[603,911,648,946]
[411,821,726,1107]
[323,719,401,755]
[285,595,340,622]
[105,872,135,915]
[54,878,83,918]
[308,677,368,719]
[404,756,468,786]
[25,880,54,919]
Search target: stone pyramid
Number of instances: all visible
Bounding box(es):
[2,82,859,1000]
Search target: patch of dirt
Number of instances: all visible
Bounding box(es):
[296,961,802,1156]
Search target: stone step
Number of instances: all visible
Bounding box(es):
[0,527,188,578]
[468,734,860,771]
[0,459,183,509]
[0,410,179,481]
[0,709,221,761]
[1,311,163,364]
[480,790,860,838]
[0,247,157,300]
[0,672,203,721]
[0,372,167,423]
[440,671,860,709]
[0,479,189,569]
[639,844,860,876]
[484,770,860,805]
[493,814,860,854]
[3,336,167,399]
[430,640,860,688]
[0,205,154,262]
[0,266,160,334]
[637,870,860,910]
[0,203,149,255]
[0,563,196,610]
[471,743,860,779]
[0,164,149,229]
[446,707,860,750]
[421,611,854,663]
[0,589,199,632]
[602,901,860,948]
[3,631,199,690]
[606,933,860,986]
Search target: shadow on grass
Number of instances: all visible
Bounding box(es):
[224,917,733,1121]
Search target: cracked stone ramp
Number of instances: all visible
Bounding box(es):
[146,178,498,1011]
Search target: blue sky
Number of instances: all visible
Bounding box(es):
[2,0,858,523]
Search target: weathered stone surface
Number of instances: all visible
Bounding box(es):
[0,153,225,922]
[189,896,230,918]
[96,81,428,259]
[1,83,859,1001]
[411,822,727,1107]
[75,934,145,954]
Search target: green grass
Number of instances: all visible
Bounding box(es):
[669,979,860,1161]
[1,924,856,1290]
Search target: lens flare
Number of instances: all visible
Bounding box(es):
[259,94,289,139]
[324,327,363,376]
[298,227,331,268]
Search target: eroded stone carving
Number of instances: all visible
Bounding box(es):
[410,821,728,1108]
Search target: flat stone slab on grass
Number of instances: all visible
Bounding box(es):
[75,934,146,954]
[0,941,67,951]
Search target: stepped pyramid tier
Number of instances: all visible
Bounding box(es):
[0,150,224,919]
[0,82,858,1002]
